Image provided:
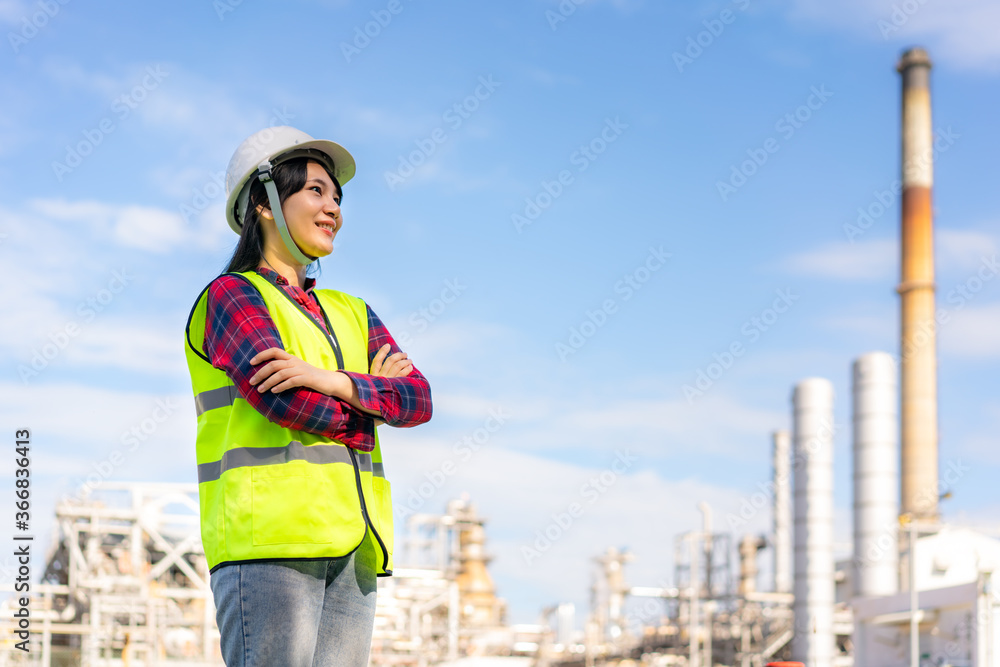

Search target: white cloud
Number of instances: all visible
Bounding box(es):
[334,103,439,143]
[34,58,509,203]
[39,58,125,98]
[390,160,513,194]
[382,315,787,461]
[941,302,1000,359]
[0,0,31,23]
[957,433,1000,466]
[432,392,515,420]
[28,198,115,233]
[398,319,518,379]
[0,382,194,473]
[0,198,212,383]
[938,228,1000,275]
[113,205,190,253]
[61,318,189,377]
[781,238,895,281]
[522,393,785,459]
[781,227,1000,283]
[785,0,1000,72]
[522,65,582,87]
[390,384,784,474]
[26,197,199,254]
[822,313,893,338]
[0,382,197,573]
[382,437,771,622]
[9,307,194,383]
[149,164,224,201]
[36,59,302,173]
[0,203,125,308]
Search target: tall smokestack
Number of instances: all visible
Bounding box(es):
[896,47,939,522]
[772,430,792,594]
[792,379,835,667]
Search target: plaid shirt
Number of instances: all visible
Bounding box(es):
[203,267,432,452]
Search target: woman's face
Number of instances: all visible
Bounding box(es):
[266,160,343,261]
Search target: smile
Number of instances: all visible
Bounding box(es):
[316,222,336,235]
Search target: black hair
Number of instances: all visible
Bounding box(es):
[222,157,343,275]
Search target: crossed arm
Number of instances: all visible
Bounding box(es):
[204,275,432,451]
[249,343,412,421]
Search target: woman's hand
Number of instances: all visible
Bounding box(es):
[371,344,413,378]
[248,345,416,427]
[249,348,342,396]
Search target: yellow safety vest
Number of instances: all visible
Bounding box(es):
[184,270,393,575]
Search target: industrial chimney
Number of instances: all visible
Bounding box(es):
[791,379,835,667]
[896,47,939,522]
[852,352,899,597]
[772,430,792,594]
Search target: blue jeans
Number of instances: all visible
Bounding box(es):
[210,535,377,666]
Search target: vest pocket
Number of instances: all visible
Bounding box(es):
[251,465,344,546]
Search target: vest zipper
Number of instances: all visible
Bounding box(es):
[348,448,391,573]
[249,270,346,370]
[317,307,346,371]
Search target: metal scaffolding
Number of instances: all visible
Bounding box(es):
[371,497,533,666]
[537,537,804,667]
[0,483,218,666]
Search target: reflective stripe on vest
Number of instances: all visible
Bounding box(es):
[194,385,239,416]
[197,442,380,483]
[184,271,393,574]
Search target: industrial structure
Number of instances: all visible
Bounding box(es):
[0,490,544,666]
[0,483,216,666]
[3,45,999,667]
[369,497,540,666]
[848,46,1000,667]
[896,47,940,524]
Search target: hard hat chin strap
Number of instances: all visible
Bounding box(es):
[257,161,316,266]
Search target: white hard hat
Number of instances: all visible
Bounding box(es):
[224,125,356,235]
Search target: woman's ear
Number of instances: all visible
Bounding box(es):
[255,203,274,220]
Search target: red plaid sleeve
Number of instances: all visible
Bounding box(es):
[203,275,376,452]
[341,305,433,428]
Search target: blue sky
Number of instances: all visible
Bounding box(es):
[1,0,998,624]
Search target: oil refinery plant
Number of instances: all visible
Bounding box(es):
[2,46,999,667]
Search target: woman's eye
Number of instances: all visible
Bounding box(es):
[310,186,322,193]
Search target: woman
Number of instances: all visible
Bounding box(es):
[183,126,432,666]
